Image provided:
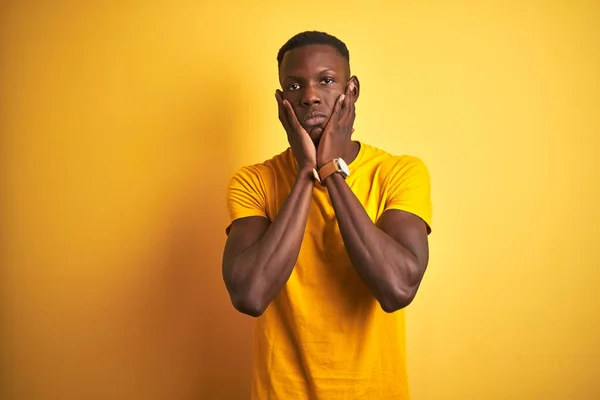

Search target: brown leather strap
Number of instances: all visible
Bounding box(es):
[318,159,339,183]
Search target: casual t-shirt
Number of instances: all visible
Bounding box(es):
[226,142,432,399]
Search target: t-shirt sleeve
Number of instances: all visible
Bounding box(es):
[384,156,433,233]
[226,166,269,234]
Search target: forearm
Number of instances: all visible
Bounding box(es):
[325,173,422,311]
[227,167,314,315]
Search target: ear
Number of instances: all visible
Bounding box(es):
[347,75,360,102]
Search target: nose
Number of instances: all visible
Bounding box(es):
[300,83,321,107]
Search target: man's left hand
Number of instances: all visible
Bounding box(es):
[316,81,356,168]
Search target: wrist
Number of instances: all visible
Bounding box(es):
[323,170,344,186]
[317,157,350,183]
[297,165,318,183]
[298,160,317,171]
[317,157,334,169]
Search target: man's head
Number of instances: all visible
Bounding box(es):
[277,31,359,144]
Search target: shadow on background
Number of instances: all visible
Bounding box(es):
[121,88,254,399]
[0,4,258,398]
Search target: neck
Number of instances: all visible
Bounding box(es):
[313,139,361,165]
[345,140,361,165]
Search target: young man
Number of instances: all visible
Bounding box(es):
[222,31,432,399]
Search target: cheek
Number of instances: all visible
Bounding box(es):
[283,93,300,111]
[324,91,341,110]
[327,85,344,101]
[283,92,297,103]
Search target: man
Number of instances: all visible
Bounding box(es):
[222,31,432,399]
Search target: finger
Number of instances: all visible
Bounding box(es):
[338,93,346,124]
[346,91,356,127]
[276,91,293,132]
[349,85,356,117]
[346,82,353,104]
[275,90,285,114]
[341,83,354,119]
[283,99,305,133]
[322,93,345,133]
[276,96,296,145]
[334,93,345,121]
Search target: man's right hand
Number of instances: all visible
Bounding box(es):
[276,90,317,171]
[224,93,318,316]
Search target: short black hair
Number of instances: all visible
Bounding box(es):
[277,31,350,69]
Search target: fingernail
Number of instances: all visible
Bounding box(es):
[341,94,346,101]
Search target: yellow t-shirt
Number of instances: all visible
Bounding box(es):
[226,142,432,399]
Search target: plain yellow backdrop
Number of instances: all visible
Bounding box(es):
[1,1,599,399]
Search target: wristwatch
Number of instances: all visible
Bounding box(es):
[317,158,350,183]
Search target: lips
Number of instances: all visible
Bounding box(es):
[303,112,328,127]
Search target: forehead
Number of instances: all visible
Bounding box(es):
[279,44,347,78]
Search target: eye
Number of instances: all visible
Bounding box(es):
[287,83,300,91]
[320,77,335,85]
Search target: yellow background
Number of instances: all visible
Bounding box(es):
[1,1,598,399]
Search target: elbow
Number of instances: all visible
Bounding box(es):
[223,267,268,317]
[230,291,268,318]
[379,287,417,314]
[232,298,266,318]
[380,258,426,313]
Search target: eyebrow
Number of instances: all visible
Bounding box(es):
[283,68,338,81]
[282,75,304,82]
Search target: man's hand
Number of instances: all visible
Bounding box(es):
[316,81,356,168]
[276,90,317,171]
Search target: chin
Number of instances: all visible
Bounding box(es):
[308,127,324,146]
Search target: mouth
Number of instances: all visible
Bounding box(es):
[303,112,328,127]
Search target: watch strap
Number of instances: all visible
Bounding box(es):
[318,159,340,183]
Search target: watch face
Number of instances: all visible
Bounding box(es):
[337,158,350,177]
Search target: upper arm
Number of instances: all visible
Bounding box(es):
[377,210,429,269]
[226,166,269,227]
[223,216,270,269]
[223,166,271,274]
[377,156,433,268]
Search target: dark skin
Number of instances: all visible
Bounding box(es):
[222,44,429,316]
